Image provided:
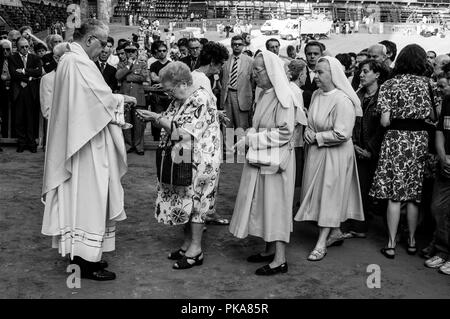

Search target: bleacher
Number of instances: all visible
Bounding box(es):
[111,0,450,23]
[0,1,68,32]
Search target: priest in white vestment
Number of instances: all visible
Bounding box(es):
[41,19,136,281]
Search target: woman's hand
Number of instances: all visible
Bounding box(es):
[233,136,248,154]
[135,109,160,123]
[355,145,372,159]
[304,128,317,144]
[123,95,137,106]
[217,110,230,125]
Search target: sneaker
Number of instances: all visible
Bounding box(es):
[438,261,450,275]
[424,255,447,269]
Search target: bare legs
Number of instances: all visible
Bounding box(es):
[180,222,204,257]
[384,200,419,255]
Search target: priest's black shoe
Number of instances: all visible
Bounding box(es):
[29,146,37,153]
[135,150,145,155]
[82,269,116,281]
[126,147,136,153]
[16,145,25,153]
[255,262,288,276]
[247,253,275,263]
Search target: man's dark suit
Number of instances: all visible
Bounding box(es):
[301,68,318,110]
[41,53,57,74]
[180,55,200,71]
[8,52,42,148]
[95,60,118,92]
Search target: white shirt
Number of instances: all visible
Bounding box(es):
[107,54,119,68]
[40,70,55,119]
[307,66,316,84]
[228,54,241,88]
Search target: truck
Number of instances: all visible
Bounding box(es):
[279,18,333,41]
[260,19,295,35]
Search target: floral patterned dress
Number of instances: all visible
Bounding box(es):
[369,74,432,203]
[155,88,221,225]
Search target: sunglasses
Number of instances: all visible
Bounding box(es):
[157,49,167,52]
[90,35,107,48]
[19,45,29,49]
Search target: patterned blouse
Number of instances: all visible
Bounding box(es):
[377,74,432,120]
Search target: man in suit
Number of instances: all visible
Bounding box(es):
[8,37,42,152]
[220,35,254,131]
[116,44,149,155]
[301,41,324,109]
[95,46,118,92]
[180,38,201,71]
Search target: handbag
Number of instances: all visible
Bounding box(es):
[155,120,193,186]
[246,139,292,173]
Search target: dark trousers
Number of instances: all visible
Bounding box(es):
[343,157,377,233]
[430,174,450,257]
[14,90,37,147]
[123,105,147,152]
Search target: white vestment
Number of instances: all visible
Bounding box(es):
[41,42,127,262]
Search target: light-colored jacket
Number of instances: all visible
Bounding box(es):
[220,53,254,111]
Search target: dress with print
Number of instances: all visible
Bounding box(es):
[155,88,222,225]
[369,74,432,203]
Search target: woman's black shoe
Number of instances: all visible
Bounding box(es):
[97,259,108,269]
[380,247,395,259]
[168,248,186,260]
[407,240,417,255]
[246,253,275,263]
[255,263,288,276]
[173,252,203,269]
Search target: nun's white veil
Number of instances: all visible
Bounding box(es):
[258,50,307,125]
[318,55,363,117]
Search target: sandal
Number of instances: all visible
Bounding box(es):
[205,217,230,225]
[307,247,327,261]
[173,252,204,269]
[168,248,186,260]
[380,247,395,259]
[407,239,417,255]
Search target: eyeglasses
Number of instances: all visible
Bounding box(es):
[125,49,137,53]
[19,45,29,49]
[90,35,107,48]
[189,46,201,51]
[157,49,167,52]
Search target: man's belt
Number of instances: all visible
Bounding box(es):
[228,87,237,92]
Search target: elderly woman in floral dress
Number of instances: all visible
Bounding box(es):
[137,61,221,269]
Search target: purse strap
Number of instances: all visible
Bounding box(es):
[428,80,438,123]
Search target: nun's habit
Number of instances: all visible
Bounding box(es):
[294,56,364,227]
[229,51,306,243]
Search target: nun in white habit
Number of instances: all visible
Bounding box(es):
[229,50,307,276]
[294,56,364,261]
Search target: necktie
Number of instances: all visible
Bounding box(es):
[229,56,239,88]
[100,62,106,72]
[21,54,27,68]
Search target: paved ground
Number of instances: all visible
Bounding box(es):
[0,146,449,299]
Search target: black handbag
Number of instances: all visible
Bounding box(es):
[155,121,193,186]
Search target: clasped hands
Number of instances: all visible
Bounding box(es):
[304,127,317,145]
[354,145,372,159]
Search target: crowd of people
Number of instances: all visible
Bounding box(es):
[1,18,449,282]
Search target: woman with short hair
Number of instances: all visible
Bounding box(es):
[136,62,221,269]
[342,59,389,239]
